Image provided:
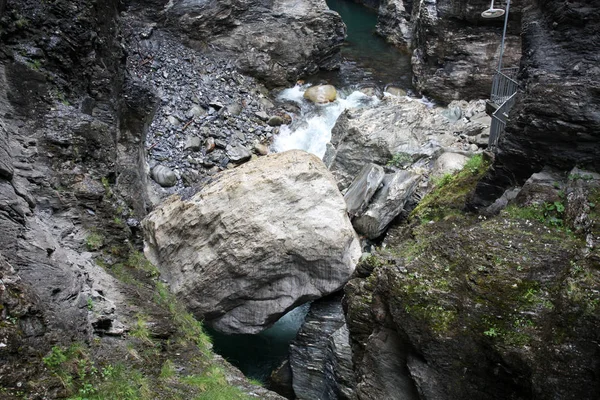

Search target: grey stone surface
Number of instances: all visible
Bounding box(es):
[142,150,361,334]
[344,164,385,218]
[290,293,355,400]
[151,165,177,187]
[410,0,522,102]
[431,152,470,178]
[184,136,201,151]
[328,97,487,190]
[226,143,251,163]
[166,0,345,87]
[353,171,421,239]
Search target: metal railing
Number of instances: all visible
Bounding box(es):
[489,92,517,150]
[490,67,518,106]
[488,67,518,150]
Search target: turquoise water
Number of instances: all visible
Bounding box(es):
[308,0,413,90]
[207,303,310,383]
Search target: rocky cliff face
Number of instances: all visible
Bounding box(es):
[155,0,346,87]
[344,165,600,399]
[374,0,521,103]
[289,293,356,400]
[474,0,600,207]
[411,0,522,102]
[0,0,289,397]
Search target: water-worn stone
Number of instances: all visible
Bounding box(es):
[186,105,206,118]
[431,152,470,178]
[344,164,385,218]
[254,143,269,156]
[267,115,284,126]
[184,136,201,151]
[353,171,421,239]
[151,165,177,187]
[384,86,407,97]
[303,84,337,104]
[226,144,251,163]
[205,137,216,153]
[142,150,361,334]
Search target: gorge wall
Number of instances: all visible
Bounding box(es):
[374,0,522,103]
[474,0,600,206]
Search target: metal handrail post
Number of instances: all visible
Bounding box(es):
[497,0,511,71]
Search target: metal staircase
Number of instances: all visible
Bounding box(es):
[488,67,518,150]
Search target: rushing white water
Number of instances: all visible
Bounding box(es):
[272,85,380,159]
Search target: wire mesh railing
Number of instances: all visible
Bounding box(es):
[490,67,518,106]
[489,92,517,150]
[488,67,518,150]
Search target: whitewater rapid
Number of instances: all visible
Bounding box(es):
[272,85,435,159]
[272,85,381,158]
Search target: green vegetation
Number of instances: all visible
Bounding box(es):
[38,247,253,400]
[386,152,412,168]
[154,281,213,357]
[86,232,105,251]
[27,59,41,71]
[412,154,491,222]
[504,200,566,229]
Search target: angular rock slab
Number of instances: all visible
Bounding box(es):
[344,164,385,218]
[142,150,361,334]
[353,171,421,239]
[290,293,355,400]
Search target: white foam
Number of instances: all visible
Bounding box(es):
[273,87,379,159]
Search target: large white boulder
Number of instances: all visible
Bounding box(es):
[142,150,361,334]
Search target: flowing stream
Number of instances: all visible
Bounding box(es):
[209,0,414,385]
[272,0,416,158]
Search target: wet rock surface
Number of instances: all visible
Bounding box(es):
[289,293,356,400]
[142,150,361,334]
[375,0,522,102]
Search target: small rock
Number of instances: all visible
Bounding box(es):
[235,131,246,142]
[151,165,177,187]
[267,115,284,126]
[259,98,275,110]
[205,137,216,153]
[384,86,407,97]
[167,115,180,126]
[255,111,269,121]
[226,144,251,163]
[304,84,337,104]
[185,136,201,151]
[186,105,206,119]
[209,100,224,110]
[254,143,269,155]
[227,102,243,116]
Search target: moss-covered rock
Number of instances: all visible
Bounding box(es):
[345,210,600,399]
[411,153,492,222]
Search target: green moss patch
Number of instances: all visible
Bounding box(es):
[411,154,491,222]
